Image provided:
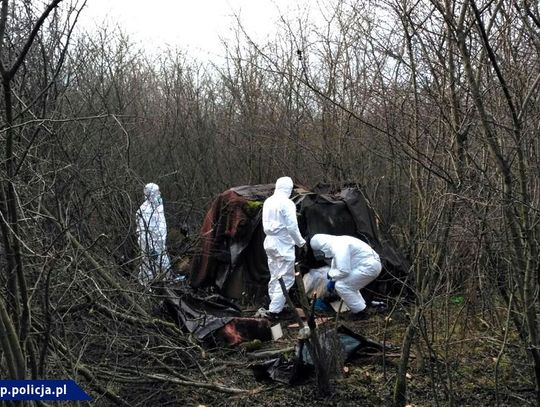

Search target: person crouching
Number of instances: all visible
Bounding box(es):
[310,233,382,320]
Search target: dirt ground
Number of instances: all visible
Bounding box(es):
[172,302,536,407]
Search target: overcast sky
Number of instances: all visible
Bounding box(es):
[79,0,315,60]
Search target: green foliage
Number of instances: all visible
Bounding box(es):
[244,200,263,216]
[450,295,465,305]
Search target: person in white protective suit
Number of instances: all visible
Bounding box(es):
[262,177,306,317]
[310,233,382,319]
[136,183,171,286]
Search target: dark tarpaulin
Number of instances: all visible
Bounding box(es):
[190,183,410,300]
[162,287,241,340]
[340,188,380,245]
[161,286,272,346]
[251,325,393,384]
[300,325,387,364]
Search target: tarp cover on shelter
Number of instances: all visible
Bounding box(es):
[190,183,409,301]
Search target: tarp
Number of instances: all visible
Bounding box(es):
[190,183,410,300]
[251,325,394,384]
[161,286,272,346]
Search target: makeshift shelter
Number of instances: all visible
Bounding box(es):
[190,183,410,302]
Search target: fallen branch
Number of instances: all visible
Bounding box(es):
[90,299,181,334]
[246,347,295,359]
[139,372,258,395]
[76,364,132,407]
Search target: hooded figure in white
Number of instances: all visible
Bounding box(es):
[136,183,171,286]
[310,234,381,314]
[262,177,306,314]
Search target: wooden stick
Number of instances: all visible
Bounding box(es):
[278,276,332,396]
[278,277,304,327]
[246,347,295,359]
[294,270,310,312]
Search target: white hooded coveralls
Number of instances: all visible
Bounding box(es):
[262,177,306,313]
[310,234,381,313]
[136,183,171,286]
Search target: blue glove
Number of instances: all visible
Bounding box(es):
[326,280,336,293]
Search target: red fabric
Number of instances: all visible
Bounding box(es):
[190,190,251,288]
[218,318,272,346]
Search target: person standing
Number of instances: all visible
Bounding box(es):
[262,176,306,318]
[136,183,171,286]
[310,233,382,320]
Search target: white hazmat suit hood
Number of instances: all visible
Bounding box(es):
[136,183,171,286]
[310,234,334,258]
[274,176,293,197]
[144,183,162,207]
[310,233,382,313]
